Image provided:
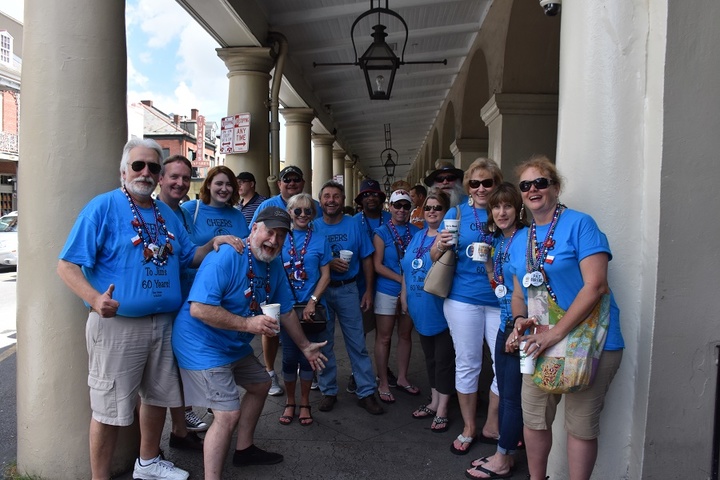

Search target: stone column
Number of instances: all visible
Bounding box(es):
[18,1,135,477]
[332,149,346,185]
[450,138,488,170]
[344,159,356,206]
[480,93,558,176]
[217,47,275,197]
[311,134,334,199]
[281,108,315,191]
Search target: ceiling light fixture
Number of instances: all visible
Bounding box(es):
[313,0,447,100]
[381,123,397,177]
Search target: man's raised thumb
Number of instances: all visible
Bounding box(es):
[105,284,115,298]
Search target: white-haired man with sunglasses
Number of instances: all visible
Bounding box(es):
[57,138,243,480]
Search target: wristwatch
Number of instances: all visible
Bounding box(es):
[310,295,318,303]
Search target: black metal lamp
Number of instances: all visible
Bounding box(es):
[382,148,397,177]
[314,1,447,100]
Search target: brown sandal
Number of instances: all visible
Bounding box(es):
[299,405,313,426]
[279,404,295,425]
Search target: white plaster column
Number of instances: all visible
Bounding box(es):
[281,107,314,191]
[332,149,346,184]
[18,1,136,477]
[311,134,334,199]
[450,138,488,170]
[217,47,275,197]
[344,159,356,206]
[480,93,558,176]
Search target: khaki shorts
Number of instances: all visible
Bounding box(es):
[86,311,182,426]
[179,354,270,411]
[521,349,622,440]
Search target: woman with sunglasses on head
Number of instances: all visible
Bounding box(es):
[466,182,527,479]
[372,190,421,404]
[400,190,456,432]
[432,157,503,456]
[277,193,332,427]
[505,155,624,480]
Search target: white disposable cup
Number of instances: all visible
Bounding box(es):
[444,219,459,245]
[339,250,353,261]
[260,303,281,333]
[519,341,537,374]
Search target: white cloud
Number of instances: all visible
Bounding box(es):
[128,0,189,49]
[0,0,23,22]
[127,57,149,88]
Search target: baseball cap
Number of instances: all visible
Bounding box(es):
[279,165,304,180]
[389,189,412,204]
[236,171,256,183]
[354,178,387,204]
[255,206,291,230]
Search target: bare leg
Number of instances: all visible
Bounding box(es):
[139,403,166,460]
[525,426,552,480]
[374,314,395,395]
[436,391,451,418]
[262,335,280,373]
[482,391,500,439]
[169,406,188,436]
[236,380,271,450]
[89,419,119,480]
[567,433,598,480]
[395,313,413,386]
[298,378,313,424]
[453,391,477,451]
[203,409,240,480]
[281,378,297,422]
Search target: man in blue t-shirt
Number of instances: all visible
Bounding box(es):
[313,180,385,415]
[56,138,245,480]
[172,206,326,476]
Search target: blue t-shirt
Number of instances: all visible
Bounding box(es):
[280,227,333,304]
[374,222,420,296]
[181,200,249,245]
[491,228,525,330]
[442,203,498,306]
[313,215,374,281]
[400,228,448,336]
[59,189,196,317]
[506,208,624,350]
[354,211,391,297]
[172,244,294,370]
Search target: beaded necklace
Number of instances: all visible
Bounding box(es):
[387,220,412,259]
[470,204,492,244]
[414,230,436,260]
[124,187,173,266]
[287,228,312,289]
[525,203,565,302]
[361,212,384,239]
[246,245,271,313]
[492,228,518,288]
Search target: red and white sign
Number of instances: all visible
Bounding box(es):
[220,113,251,154]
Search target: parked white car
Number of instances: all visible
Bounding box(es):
[0,211,18,266]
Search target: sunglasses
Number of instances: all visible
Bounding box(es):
[392,202,412,211]
[361,191,380,199]
[423,205,444,212]
[468,179,494,189]
[293,207,313,216]
[282,177,303,184]
[518,177,555,192]
[436,175,457,183]
[131,161,161,175]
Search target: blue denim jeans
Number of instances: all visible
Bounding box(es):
[280,327,322,382]
[494,326,523,455]
[318,282,377,398]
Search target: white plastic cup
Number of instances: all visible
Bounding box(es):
[260,303,281,333]
[519,341,537,374]
[444,219,459,245]
[339,250,353,261]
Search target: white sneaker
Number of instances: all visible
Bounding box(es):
[184,409,209,432]
[268,372,284,396]
[133,457,189,480]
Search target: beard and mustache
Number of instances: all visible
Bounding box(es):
[125,176,156,198]
[430,182,465,208]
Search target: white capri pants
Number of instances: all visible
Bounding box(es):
[443,298,501,395]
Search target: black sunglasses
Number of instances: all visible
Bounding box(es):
[519,177,555,192]
[436,174,457,183]
[423,205,444,212]
[392,202,412,211]
[468,179,494,189]
[361,191,380,199]
[282,177,303,184]
[131,161,161,175]
[293,207,313,216]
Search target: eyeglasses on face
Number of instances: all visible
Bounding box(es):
[293,207,313,216]
[282,177,303,184]
[392,202,412,211]
[361,191,380,199]
[468,178,494,189]
[518,177,555,192]
[131,161,161,175]
[423,205,444,212]
[436,175,457,183]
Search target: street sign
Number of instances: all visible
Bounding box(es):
[220,113,251,154]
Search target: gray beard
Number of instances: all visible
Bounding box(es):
[250,241,279,263]
[125,177,156,198]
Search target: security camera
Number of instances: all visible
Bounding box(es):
[539,0,561,16]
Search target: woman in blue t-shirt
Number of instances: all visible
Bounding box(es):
[505,155,624,480]
[372,190,420,404]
